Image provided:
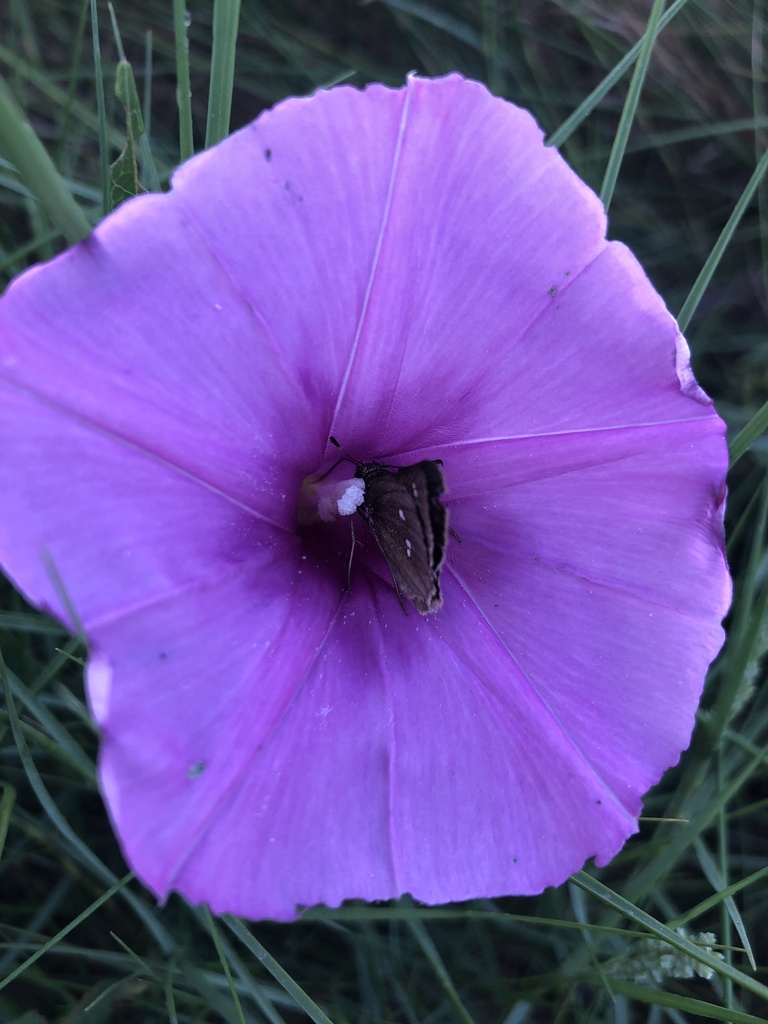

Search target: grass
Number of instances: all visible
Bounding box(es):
[1,0,767,1021]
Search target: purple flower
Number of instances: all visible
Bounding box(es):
[0,74,730,921]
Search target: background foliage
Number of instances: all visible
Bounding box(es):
[1,1,767,1021]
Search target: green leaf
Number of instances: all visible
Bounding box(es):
[109,59,147,211]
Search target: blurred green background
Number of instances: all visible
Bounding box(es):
[1,1,767,1022]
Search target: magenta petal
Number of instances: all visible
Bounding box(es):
[99,582,400,919]
[96,580,632,919]
[167,79,418,429]
[0,389,291,627]
[330,76,612,448]
[0,74,730,921]
[162,73,610,451]
[0,194,321,519]
[88,557,342,916]
[388,596,635,900]
[460,244,719,440]
[441,419,727,813]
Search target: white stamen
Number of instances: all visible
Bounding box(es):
[336,479,365,515]
[317,477,365,521]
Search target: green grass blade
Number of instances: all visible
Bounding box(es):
[0,77,91,244]
[623,739,768,908]
[379,0,483,51]
[164,963,180,1024]
[677,142,768,332]
[205,0,242,148]
[729,397,768,466]
[203,908,247,1024]
[481,0,501,95]
[674,864,768,927]
[192,908,287,1024]
[588,979,768,1024]
[694,838,756,970]
[599,0,666,213]
[139,30,161,192]
[709,528,768,743]
[0,870,132,994]
[223,916,335,1024]
[1,651,175,955]
[573,872,768,1001]
[0,780,15,862]
[89,0,110,214]
[5,667,96,782]
[405,913,477,1024]
[54,0,90,168]
[548,0,690,148]
[173,0,194,160]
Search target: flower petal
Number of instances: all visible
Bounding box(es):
[168,78,416,430]
[439,416,728,806]
[0,386,306,628]
[0,193,320,524]
[330,75,612,450]
[0,73,730,922]
[159,74,610,453]
[88,555,342,912]
[93,574,634,919]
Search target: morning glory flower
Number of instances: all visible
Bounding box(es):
[0,74,730,920]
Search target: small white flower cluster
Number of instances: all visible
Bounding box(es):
[611,928,723,985]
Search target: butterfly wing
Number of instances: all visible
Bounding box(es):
[395,460,448,581]
[357,461,447,614]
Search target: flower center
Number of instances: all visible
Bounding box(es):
[295,467,368,594]
[297,472,365,528]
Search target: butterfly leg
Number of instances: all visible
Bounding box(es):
[393,579,409,616]
[345,516,357,592]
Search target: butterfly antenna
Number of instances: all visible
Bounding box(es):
[329,435,361,469]
[330,435,350,456]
